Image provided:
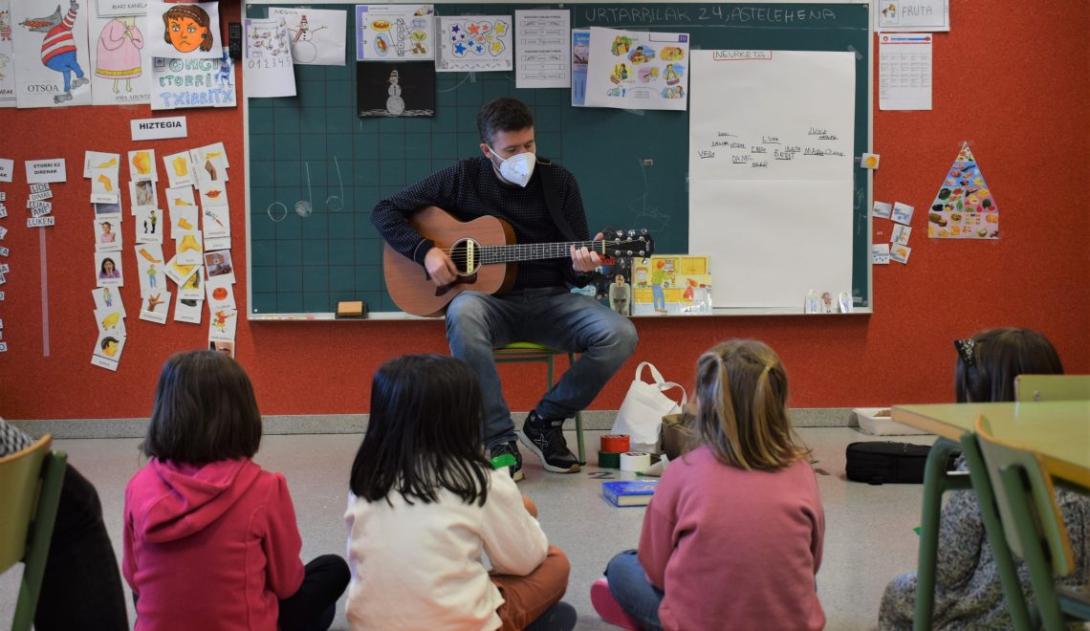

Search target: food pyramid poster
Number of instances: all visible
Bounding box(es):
[928,143,999,239]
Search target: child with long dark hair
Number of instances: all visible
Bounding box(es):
[123,351,349,631]
[345,354,575,630]
[880,327,1090,629]
[592,340,825,630]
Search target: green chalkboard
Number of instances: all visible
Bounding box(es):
[245,2,871,316]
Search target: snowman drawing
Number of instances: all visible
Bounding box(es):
[385,68,404,116]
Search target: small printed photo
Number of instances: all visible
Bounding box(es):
[199,185,228,208]
[208,307,238,342]
[202,204,231,238]
[94,201,123,218]
[205,277,236,312]
[174,294,203,325]
[176,232,204,265]
[92,286,124,313]
[94,307,127,337]
[94,219,122,252]
[178,265,205,300]
[128,149,158,182]
[164,255,198,286]
[91,332,126,371]
[130,180,157,210]
[84,151,121,177]
[135,207,164,244]
[209,338,235,358]
[204,249,234,282]
[139,291,171,324]
[95,252,124,287]
[164,151,195,188]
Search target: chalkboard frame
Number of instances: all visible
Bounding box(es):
[243,0,873,320]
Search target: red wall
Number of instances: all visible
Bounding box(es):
[2,1,1088,421]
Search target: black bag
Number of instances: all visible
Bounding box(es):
[846,441,931,485]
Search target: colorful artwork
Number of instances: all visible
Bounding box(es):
[355,4,434,62]
[570,28,588,106]
[268,7,346,66]
[435,15,512,72]
[0,1,15,107]
[91,13,148,104]
[145,1,222,60]
[585,27,689,111]
[12,0,92,107]
[928,143,999,240]
[631,255,712,315]
[148,53,235,110]
[242,17,295,98]
[356,61,433,117]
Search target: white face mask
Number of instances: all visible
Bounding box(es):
[489,148,536,188]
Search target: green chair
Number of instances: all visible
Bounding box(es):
[0,434,68,631]
[1015,375,1090,402]
[975,416,1090,631]
[495,342,587,464]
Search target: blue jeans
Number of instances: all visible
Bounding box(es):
[652,285,665,311]
[606,550,664,631]
[46,51,84,92]
[446,287,638,448]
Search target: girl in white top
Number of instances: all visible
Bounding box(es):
[345,354,575,631]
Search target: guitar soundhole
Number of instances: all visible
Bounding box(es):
[450,238,483,276]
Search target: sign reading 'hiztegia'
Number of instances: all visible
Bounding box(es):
[131,116,189,141]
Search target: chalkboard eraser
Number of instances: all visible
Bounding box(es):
[336,301,367,319]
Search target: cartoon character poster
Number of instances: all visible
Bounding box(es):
[12,0,92,107]
[355,4,434,62]
[0,0,16,107]
[435,15,512,72]
[631,255,712,315]
[145,1,222,60]
[268,7,346,66]
[584,27,690,111]
[90,13,149,105]
[928,143,999,239]
[356,60,433,117]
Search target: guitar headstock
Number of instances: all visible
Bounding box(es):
[603,229,654,259]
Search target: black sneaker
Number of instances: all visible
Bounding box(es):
[518,411,581,473]
[489,440,524,482]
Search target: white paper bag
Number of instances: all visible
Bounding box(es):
[611,361,687,452]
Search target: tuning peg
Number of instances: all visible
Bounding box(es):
[627,250,633,256]
[640,228,648,235]
[638,250,645,256]
[615,230,624,238]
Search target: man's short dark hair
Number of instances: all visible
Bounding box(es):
[477,97,534,144]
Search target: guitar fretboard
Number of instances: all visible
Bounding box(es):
[470,239,650,264]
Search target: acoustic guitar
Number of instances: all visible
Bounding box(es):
[383,206,654,316]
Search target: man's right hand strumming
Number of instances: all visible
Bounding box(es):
[425,247,458,287]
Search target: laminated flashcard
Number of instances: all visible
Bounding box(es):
[890,244,911,264]
[207,306,236,341]
[198,183,228,208]
[356,61,434,118]
[128,149,157,182]
[0,225,7,239]
[268,7,347,66]
[135,243,164,296]
[191,141,229,169]
[95,251,124,287]
[891,202,914,225]
[146,2,223,60]
[163,151,194,188]
[204,235,230,251]
[208,339,234,357]
[0,205,6,219]
[92,286,124,314]
[28,200,52,217]
[891,224,911,246]
[205,276,234,312]
[873,200,892,219]
[163,254,197,285]
[861,153,880,169]
[435,15,512,72]
[242,17,296,99]
[83,151,120,177]
[27,216,56,228]
[515,9,571,89]
[94,200,123,219]
[27,189,53,202]
[177,264,204,299]
[203,249,233,284]
[94,306,127,337]
[94,218,122,251]
[0,246,8,257]
[91,332,126,371]
[134,207,163,243]
[148,53,236,110]
[173,293,202,324]
[25,159,66,183]
[138,290,169,323]
[355,5,434,62]
[0,158,13,182]
[12,0,92,107]
[872,243,891,265]
[90,13,150,106]
[129,179,156,210]
[169,205,198,239]
[202,204,230,239]
[585,27,690,111]
[928,143,999,240]
[0,1,14,107]
[176,231,203,264]
[89,168,121,204]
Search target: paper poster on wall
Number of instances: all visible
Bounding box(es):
[0,0,16,107]
[145,1,222,60]
[90,14,149,105]
[630,255,713,315]
[515,9,570,89]
[928,143,999,239]
[688,50,855,309]
[570,28,589,106]
[356,61,433,117]
[268,7,346,66]
[584,27,689,111]
[879,33,932,110]
[876,0,949,32]
[12,0,92,107]
[97,0,147,18]
[435,15,512,72]
[243,17,296,98]
[148,54,236,110]
[355,4,434,62]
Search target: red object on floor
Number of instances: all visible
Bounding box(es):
[591,578,640,630]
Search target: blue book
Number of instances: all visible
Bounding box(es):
[602,480,658,507]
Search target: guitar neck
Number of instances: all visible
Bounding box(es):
[477,239,648,264]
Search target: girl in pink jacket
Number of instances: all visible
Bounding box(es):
[123,351,349,631]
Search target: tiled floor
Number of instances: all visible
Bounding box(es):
[0,428,936,630]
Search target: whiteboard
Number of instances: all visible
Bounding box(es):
[688,50,855,310]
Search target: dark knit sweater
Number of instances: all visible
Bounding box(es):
[371,156,590,289]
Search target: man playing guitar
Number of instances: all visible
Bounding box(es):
[372,97,638,480]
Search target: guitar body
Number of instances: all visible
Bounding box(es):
[383,206,517,316]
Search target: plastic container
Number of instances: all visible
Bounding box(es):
[853,408,930,436]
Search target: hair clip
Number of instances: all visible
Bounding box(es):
[954,338,976,367]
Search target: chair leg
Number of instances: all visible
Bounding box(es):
[568,352,586,465]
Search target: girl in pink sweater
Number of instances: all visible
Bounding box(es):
[593,339,826,631]
[123,351,349,631]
